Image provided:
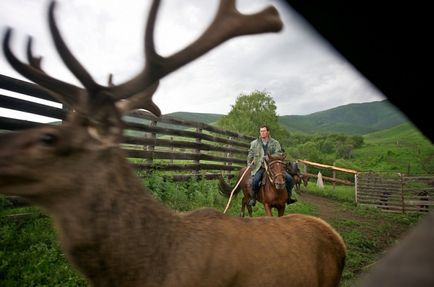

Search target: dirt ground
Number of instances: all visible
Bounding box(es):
[299,192,357,222]
[298,192,414,248]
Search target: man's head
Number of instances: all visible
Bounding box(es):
[259,125,270,140]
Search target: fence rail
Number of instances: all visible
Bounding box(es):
[356,172,434,214]
[0,74,254,181]
[297,159,356,188]
[296,159,433,214]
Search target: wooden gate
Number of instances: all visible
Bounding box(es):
[356,172,434,213]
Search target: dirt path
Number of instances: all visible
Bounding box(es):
[299,192,357,222]
[297,191,413,249]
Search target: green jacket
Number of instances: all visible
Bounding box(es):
[247,136,283,175]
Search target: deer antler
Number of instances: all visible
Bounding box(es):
[25,36,81,108]
[109,0,283,100]
[3,0,282,119]
[3,29,85,108]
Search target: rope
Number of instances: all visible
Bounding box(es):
[264,159,273,184]
[223,162,253,214]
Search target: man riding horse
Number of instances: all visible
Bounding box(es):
[247,125,297,206]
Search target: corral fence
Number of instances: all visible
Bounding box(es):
[3,74,432,214]
[296,159,433,214]
[356,172,434,214]
[0,74,254,182]
[297,159,356,188]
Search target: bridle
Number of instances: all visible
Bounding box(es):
[264,159,286,186]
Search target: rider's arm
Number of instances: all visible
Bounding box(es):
[270,139,284,156]
[247,141,255,166]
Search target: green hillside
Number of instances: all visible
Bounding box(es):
[163,100,412,136]
[279,100,408,135]
[336,122,433,174]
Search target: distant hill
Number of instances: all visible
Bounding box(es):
[165,100,410,135]
[279,100,409,135]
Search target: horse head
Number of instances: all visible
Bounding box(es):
[265,154,287,190]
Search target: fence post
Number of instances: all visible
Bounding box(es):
[332,162,336,191]
[399,173,406,214]
[170,136,174,164]
[145,120,157,166]
[354,173,358,205]
[226,136,233,180]
[193,127,202,177]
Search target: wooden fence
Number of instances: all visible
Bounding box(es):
[296,159,433,214]
[356,172,434,214]
[297,159,357,186]
[4,74,432,214]
[0,74,254,181]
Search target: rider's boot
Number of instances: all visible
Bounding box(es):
[287,190,297,205]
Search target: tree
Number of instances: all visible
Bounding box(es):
[218,90,289,142]
[336,138,354,159]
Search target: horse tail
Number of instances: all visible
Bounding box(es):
[217,174,241,198]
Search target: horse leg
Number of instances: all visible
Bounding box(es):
[240,186,250,217]
[244,185,254,217]
[247,205,253,217]
[240,197,246,217]
[264,204,273,216]
[277,206,285,217]
[303,177,309,191]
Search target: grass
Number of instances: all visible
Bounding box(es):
[303,183,356,203]
[0,210,87,286]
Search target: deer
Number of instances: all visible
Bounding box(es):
[0,1,346,286]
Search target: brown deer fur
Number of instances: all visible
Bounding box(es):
[0,1,346,286]
[0,126,346,286]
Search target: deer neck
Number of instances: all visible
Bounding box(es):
[42,147,178,285]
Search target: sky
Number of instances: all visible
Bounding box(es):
[0,0,386,122]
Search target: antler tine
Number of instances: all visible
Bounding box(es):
[109,0,283,100]
[108,74,161,116]
[26,37,43,70]
[3,28,83,106]
[48,0,100,93]
[26,36,81,107]
[107,73,114,87]
[116,83,161,116]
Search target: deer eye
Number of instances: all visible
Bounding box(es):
[39,133,58,146]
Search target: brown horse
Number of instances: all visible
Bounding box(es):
[286,161,309,192]
[293,173,310,192]
[219,154,289,217]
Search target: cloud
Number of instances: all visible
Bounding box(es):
[0,0,385,119]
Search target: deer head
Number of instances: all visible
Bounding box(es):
[0,0,282,201]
